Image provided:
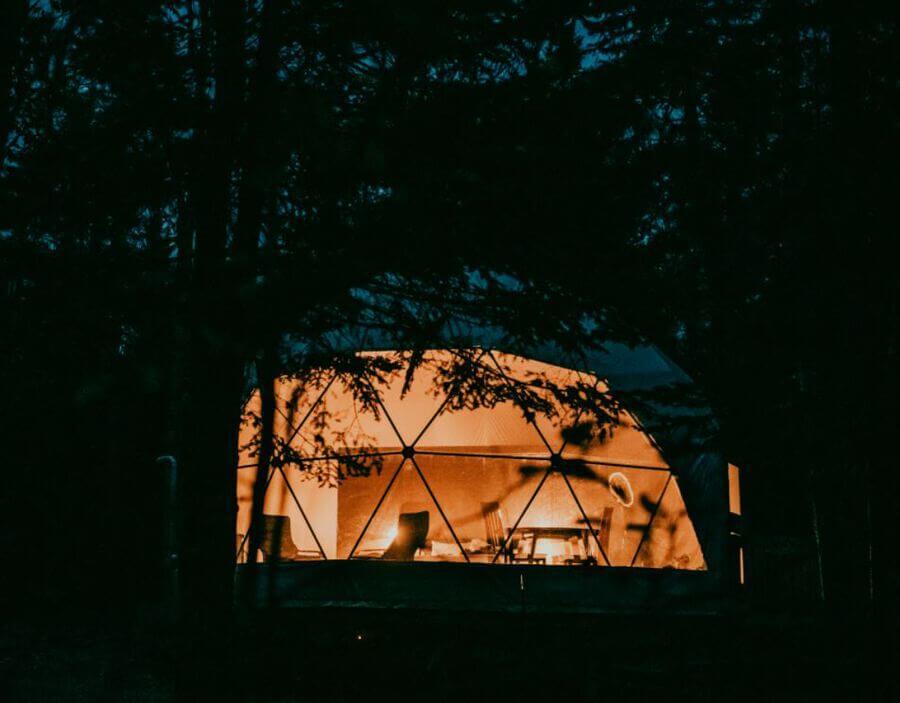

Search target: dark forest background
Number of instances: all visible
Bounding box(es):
[1,1,897,701]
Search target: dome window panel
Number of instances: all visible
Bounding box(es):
[236,349,709,574]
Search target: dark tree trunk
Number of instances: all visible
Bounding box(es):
[233,0,284,265]
[173,2,247,700]
[175,339,244,700]
[244,352,278,577]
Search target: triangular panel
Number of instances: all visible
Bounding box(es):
[237,371,334,467]
[561,407,668,468]
[292,372,402,456]
[415,454,553,563]
[414,351,549,457]
[268,464,338,559]
[492,351,598,454]
[365,350,454,447]
[335,455,405,558]
[348,460,464,562]
[416,402,549,457]
[233,465,328,563]
[273,371,335,456]
[632,476,707,570]
[505,471,603,565]
[565,464,670,566]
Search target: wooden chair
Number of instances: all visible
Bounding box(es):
[482,502,509,562]
[382,511,430,561]
[258,515,319,562]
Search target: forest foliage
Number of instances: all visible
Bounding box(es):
[1,1,896,623]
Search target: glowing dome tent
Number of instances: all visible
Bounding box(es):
[235,340,734,612]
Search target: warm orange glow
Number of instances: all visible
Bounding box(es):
[534,538,567,562]
[632,476,706,570]
[728,463,741,516]
[235,350,706,570]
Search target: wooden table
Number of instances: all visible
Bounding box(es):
[509,526,594,564]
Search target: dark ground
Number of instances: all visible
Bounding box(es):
[1,604,880,702]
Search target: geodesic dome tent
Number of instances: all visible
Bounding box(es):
[235,335,735,613]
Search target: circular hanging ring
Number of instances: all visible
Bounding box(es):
[609,471,634,507]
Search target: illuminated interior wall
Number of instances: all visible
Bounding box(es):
[728,463,744,584]
[236,350,706,570]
